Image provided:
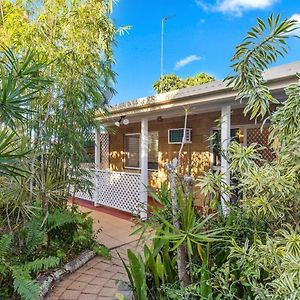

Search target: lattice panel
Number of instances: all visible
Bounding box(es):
[74,169,94,201]
[246,127,276,162]
[75,189,93,201]
[81,163,95,169]
[75,169,142,213]
[85,132,95,143]
[94,169,141,213]
[99,133,109,169]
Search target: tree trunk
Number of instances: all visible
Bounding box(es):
[168,160,190,287]
[166,107,191,287]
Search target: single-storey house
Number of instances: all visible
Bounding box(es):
[76,61,300,218]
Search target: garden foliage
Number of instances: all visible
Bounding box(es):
[0,0,117,298]
[125,14,300,300]
[153,72,214,93]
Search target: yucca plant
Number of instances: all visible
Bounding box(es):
[153,191,227,256]
[0,47,49,178]
[0,129,29,177]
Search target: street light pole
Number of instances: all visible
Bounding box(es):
[160,17,167,81]
[160,15,174,93]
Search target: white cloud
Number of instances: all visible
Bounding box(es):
[196,0,278,16]
[289,14,300,35]
[175,55,202,70]
[196,0,210,11]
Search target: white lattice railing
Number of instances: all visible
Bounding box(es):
[75,169,142,213]
[74,168,94,201]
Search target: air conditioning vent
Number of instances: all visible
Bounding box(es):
[168,128,192,144]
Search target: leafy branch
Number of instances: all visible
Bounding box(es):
[226,14,298,120]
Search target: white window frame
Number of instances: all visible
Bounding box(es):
[124,132,159,171]
[168,128,192,144]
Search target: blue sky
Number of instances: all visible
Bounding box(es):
[111,0,300,104]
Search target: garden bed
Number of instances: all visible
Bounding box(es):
[38,249,96,298]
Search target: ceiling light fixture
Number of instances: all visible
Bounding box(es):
[115,115,129,127]
[123,118,129,125]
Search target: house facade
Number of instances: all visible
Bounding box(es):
[76,62,300,218]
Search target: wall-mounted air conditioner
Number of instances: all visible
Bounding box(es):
[168,128,192,144]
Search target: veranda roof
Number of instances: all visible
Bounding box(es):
[97,61,300,124]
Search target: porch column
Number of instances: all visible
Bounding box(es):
[140,118,148,220]
[221,104,231,215]
[95,129,101,168]
[94,129,101,207]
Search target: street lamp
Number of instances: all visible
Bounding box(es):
[160,15,174,93]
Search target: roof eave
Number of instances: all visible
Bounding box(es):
[97,61,300,122]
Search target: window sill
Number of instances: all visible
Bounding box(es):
[124,166,158,172]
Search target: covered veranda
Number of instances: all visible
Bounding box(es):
[76,62,299,218]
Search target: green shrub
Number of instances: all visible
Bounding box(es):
[93,245,111,259]
[126,14,300,300]
[0,205,96,299]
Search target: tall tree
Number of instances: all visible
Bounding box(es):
[153,72,214,93]
[0,0,118,210]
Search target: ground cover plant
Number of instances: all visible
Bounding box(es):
[123,14,300,300]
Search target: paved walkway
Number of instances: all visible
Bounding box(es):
[79,203,139,248]
[45,204,142,300]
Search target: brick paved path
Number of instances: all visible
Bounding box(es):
[45,240,142,300]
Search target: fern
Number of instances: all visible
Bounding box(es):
[12,267,40,300]
[0,234,11,277]
[25,256,60,273]
[0,234,12,258]
[11,256,59,300]
[25,219,47,256]
[46,209,77,232]
[0,233,60,300]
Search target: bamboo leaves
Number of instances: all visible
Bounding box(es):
[0,48,50,129]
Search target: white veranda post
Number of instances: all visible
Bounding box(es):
[94,128,101,207]
[140,118,148,220]
[221,105,231,215]
[95,129,101,168]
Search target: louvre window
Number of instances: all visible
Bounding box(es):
[124,132,159,170]
[124,134,140,168]
[148,132,159,170]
